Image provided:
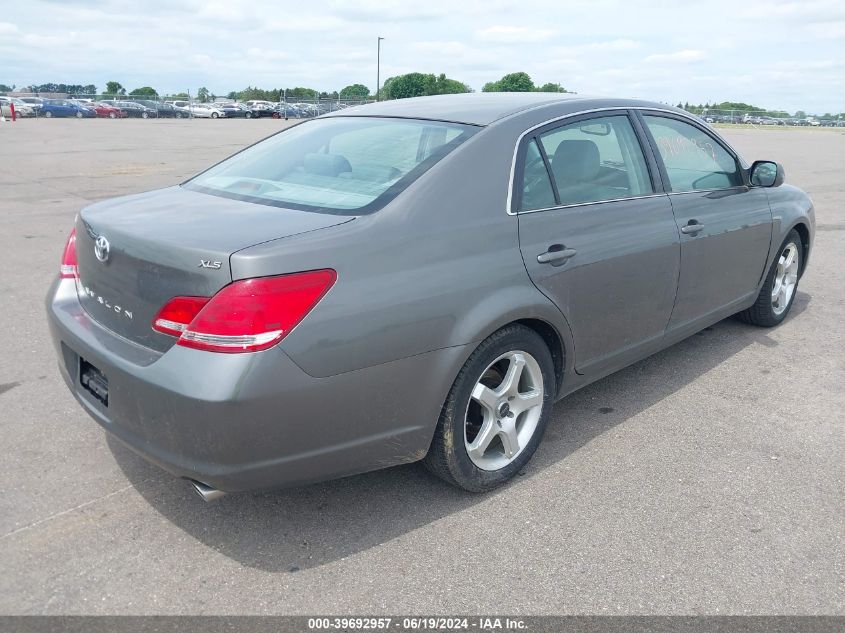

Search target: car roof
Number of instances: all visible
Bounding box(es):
[322,93,678,126]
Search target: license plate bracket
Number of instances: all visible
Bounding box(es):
[80,358,109,407]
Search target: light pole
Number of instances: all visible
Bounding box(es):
[376,36,384,101]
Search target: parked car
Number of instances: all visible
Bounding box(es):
[134,100,184,118]
[186,104,226,119]
[167,101,193,117]
[244,100,274,112]
[17,97,44,112]
[46,94,814,499]
[40,99,96,118]
[272,103,309,118]
[87,102,127,119]
[0,96,36,118]
[214,103,252,118]
[112,101,158,119]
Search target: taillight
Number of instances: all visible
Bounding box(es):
[60,228,78,278]
[152,269,336,353]
[152,297,209,337]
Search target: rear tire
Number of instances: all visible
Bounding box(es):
[737,229,803,327]
[424,325,555,492]
[44,111,52,118]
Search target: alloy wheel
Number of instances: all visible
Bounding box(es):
[464,351,544,471]
[772,243,799,315]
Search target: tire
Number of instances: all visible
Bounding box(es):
[109,112,116,119]
[423,324,556,492]
[44,111,52,118]
[737,229,803,327]
[75,111,83,118]
[141,111,148,119]
[245,111,252,119]
[211,112,218,119]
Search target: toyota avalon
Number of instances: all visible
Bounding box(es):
[46,93,814,499]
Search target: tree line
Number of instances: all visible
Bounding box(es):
[2,72,568,102]
[6,78,837,118]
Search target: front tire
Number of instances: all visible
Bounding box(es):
[211,112,218,119]
[737,229,803,327]
[424,325,555,492]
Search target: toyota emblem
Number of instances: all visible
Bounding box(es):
[94,235,110,262]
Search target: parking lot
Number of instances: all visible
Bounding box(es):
[0,119,842,615]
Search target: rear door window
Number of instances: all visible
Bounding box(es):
[535,115,653,206]
[520,139,557,211]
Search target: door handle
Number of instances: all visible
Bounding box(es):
[537,245,577,265]
[680,221,705,235]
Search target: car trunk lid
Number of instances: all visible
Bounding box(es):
[75,186,351,352]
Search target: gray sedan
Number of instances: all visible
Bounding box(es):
[46,93,814,498]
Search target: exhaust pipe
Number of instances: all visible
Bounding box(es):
[189,479,227,502]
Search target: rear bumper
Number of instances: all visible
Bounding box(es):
[46,277,466,492]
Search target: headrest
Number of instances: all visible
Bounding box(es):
[552,140,600,183]
[303,153,352,177]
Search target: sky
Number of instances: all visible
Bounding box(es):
[2,0,843,113]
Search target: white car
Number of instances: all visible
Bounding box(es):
[168,102,226,118]
[0,96,36,118]
[189,104,226,119]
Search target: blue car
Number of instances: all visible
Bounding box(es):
[40,99,96,118]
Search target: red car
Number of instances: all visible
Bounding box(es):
[90,102,127,118]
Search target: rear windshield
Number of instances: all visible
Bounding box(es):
[183,116,477,214]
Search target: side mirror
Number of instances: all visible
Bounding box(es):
[749,160,784,187]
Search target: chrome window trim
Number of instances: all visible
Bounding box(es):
[517,193,667,215]
[666,186,748,197]
[506,106,749,216]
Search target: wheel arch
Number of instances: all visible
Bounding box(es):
[513,318,566,396]
[789,221,811,277]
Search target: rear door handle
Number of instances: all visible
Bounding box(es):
[537,245,577,265]
[680,221,705,235]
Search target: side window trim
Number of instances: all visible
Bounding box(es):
[633,110,748,194]
[627,109,667,193]
[534,135,561,206]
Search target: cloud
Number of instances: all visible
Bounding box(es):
[644,50,707,63]
[475,25,555,43]
[1,1,842,114]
